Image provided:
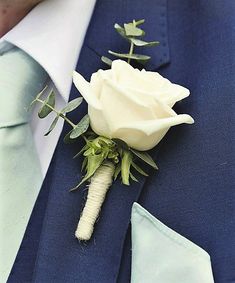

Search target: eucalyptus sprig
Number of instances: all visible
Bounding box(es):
[30,87,89,142]
[101,19,159,66]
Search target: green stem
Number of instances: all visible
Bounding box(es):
[36,98,76,128]
[127,20,137,64]
[127,42,134,64]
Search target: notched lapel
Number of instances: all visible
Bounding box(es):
[84,0,170,71]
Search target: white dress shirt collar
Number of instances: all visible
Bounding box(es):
[1,0,96,101]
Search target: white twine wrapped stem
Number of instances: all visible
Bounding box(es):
[75,161,115,241]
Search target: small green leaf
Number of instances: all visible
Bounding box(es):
[131,149,158,170]
[61,97,83,114]
[135,19,145,26]
[131,161,149,176]
[70,154,105,191]
[84,147,95,156]
[44,115,59,136]
[121,151,133,185]
[114,23,128,39]
[101,56,113,66]
[63,129,76,144]
[38,90,55,118]
[70,114,89,139]
[124,23,145,36]
[130,172,139,182]
[73,144,88,159]
[108,50,150,62]
[130,38,160,47]
[98,136,114,146]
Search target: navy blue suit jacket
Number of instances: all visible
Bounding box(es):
[9,0,235,282]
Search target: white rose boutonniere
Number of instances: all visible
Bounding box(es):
[33,19,194,242]
[73,59,193,151]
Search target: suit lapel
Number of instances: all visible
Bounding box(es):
[32,0,169,282]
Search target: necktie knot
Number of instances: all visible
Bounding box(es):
[0,42,48,128]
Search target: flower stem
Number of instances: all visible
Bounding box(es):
[75,161,115,241]
[36,98,76,128]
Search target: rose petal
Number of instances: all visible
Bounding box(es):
[112,114,194,150]
[112,60,190,107]
[99,78,156,131]
[122,86,180,119]
[112,60,150,90]
[90,69,113,99]
[73,71,102,110]
[88,106,111,138]
[140,69,190,107]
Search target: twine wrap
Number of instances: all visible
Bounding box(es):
[75,161,115,241]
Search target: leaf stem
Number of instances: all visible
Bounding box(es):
[36,98,76,128]
[127,20,137,64]
[127,42,134,64]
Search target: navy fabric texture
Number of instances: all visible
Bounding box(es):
[8,0,235,282]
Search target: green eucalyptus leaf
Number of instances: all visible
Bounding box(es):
[130,38,160,47]
[38,90,55,118]
[131,161,149,176]
[108,50,150,62]
[101,56,113,66]
[124,23,145,36]
[131,149,158,170]
[130,172,139,182]
[44,115,59,136]
[135,19,145,26]
[121,151,133,185]
[70,114,89,139]
[114,23,125,35]
[61,97,83,114]
[114,23,128,39]
[70,154,105,191]
[63,129,76,144]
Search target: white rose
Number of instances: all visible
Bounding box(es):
[73,60,194,151]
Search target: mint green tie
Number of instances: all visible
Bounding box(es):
[0,42,48,283]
